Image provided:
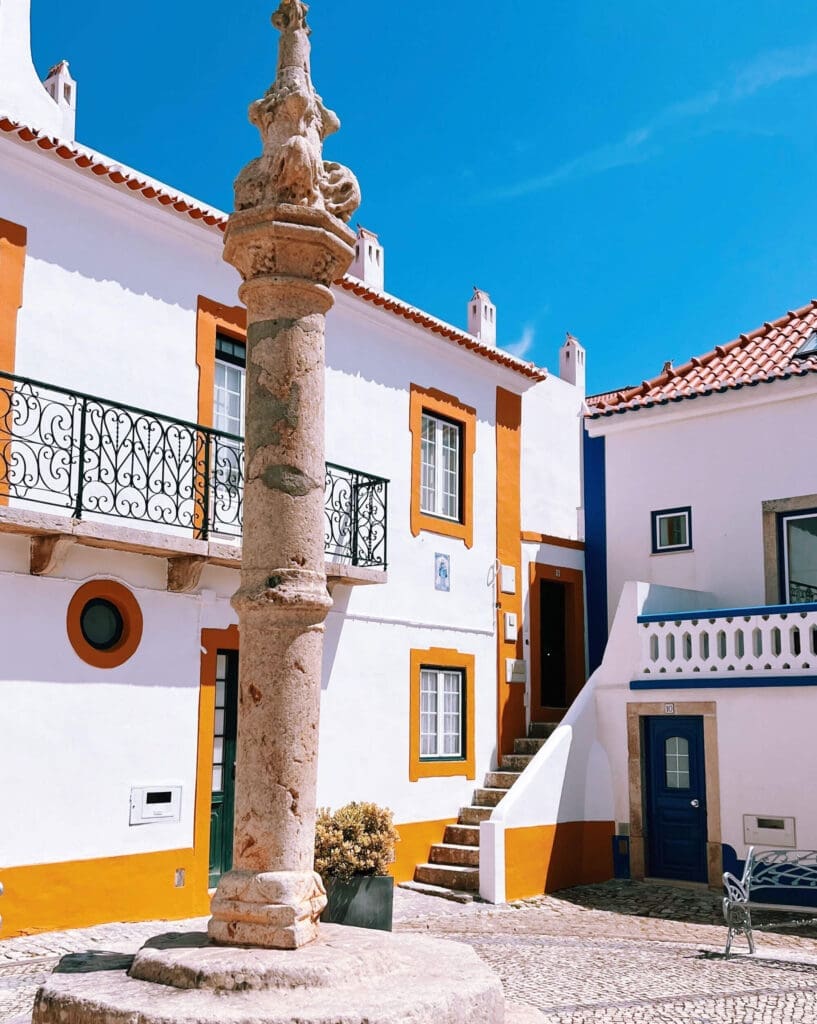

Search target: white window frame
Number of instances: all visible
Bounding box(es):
[214,358,246,438]
[781,509,817,604]
[420,412,461,522]
[652,507,692,553]
[419,667,464,760]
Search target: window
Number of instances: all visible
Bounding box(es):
[67,580,143,669]
[409,647,475,780]
[214,333,245,437]
[420,413,461,521]
[794,331,817,358]
[781,510,817,603]
[80,598,124,651]
[420,668,464,759]
[651,506,692,553]
[665,736,690,789]
[409,385,476,548]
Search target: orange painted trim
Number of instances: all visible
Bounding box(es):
[66,580,143,669]
[504,821,614,901]
[409,384,476,549]
[496,388,523,756]
[198,625,240,883]
[0,218,26,507]
[0,849,211,938]
[389,817,456,883]
[529,562,586,722]
[409,647,476,781]
[521,531,585,551]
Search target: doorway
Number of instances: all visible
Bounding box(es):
[529,563,585,722]
[208,649,238,887]
[643,715,708,882]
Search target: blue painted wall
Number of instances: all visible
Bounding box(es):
[584,430,608,674]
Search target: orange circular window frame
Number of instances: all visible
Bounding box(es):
[67,580,143,669]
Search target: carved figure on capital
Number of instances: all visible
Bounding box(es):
[234,0,360,222]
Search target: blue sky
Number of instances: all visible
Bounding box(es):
[29,1,817,392]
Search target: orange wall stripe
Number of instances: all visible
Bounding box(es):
[496,387,523,756]
[0,217,25,375]
[389,818,456,883]
[504,821,614,901]
[0,849,211,938]
[408,384,476,548]
[0,218,26,507]
[409,647,476,781]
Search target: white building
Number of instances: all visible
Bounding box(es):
[488,299,817,903]
[0,2,594,935]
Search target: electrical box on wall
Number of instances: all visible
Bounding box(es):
[504,612,518,643]
[500,565,516,595]
[506,658,526,684]
[743,814,796,848]
[130,786,182,826]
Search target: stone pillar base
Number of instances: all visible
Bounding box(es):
[208,869,326,950]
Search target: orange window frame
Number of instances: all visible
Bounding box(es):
[0,218,26,506]
[66,580,144,669]
[409,384,476,548]
[409,647,475,781]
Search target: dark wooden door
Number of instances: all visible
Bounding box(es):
[644,716,708,882]
[209,649,238,887]
[539,580,567,708]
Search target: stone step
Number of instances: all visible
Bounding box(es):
[430,843,480,867]
[513,737,547,755]
[458,805,492,825]
[529,721,559,738]
[484,770,522,790]
[444,823,480,846]
[398,880,475,904]
[414,862,480,892]
[473,787,507,807]
[501,753,534,772]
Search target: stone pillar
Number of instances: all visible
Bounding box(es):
[208,0,360,951]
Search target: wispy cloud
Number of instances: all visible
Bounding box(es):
[484,42,817,201]
[505,325,535,359]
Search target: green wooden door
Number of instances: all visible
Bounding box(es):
[209,649,238,887]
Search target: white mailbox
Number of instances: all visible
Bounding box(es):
[505,658,527,684]
[130,786,182,826]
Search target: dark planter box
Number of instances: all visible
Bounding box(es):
[321,875,394,932]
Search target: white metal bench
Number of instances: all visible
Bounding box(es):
[723,847,817,955]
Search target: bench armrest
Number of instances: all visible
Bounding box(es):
[723,871,748,904]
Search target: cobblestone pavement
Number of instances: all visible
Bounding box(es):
[3,881,817,1022]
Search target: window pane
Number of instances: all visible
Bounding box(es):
[420,670,438,756]
[421,415,437,514]
[658,514,688,549]
[440,423,460,520]
[665,736,690,789]
[214,709,225,737]
[213,736,224,766]
[442,671,462,756]
[214,360,245,436]
[786,515,817,603]
[212,765,223,792]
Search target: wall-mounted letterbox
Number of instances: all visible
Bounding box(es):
[129,786,182,826]
[743,813,796,848]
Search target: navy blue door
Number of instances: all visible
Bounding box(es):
[644,716,707,882]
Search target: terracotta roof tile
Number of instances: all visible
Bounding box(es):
[589,299,817,417]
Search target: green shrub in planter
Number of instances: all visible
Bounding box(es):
[314,802,400,931]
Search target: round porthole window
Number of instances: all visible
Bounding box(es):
[80,598,124,651]
[67,581,143,668]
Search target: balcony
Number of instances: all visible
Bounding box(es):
[634,601,817,686]
[0,371,388,586]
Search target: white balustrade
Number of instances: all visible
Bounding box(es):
[637,605,817,678]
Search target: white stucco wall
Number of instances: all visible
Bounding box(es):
[589,379,817,623]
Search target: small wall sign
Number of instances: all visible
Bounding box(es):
[434,553,451,592]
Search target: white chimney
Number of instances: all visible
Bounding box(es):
[0,0,75,139]
[468,287,496,347]
[559,332,586,394]
[349,226,384,292]
[43,60,76,139]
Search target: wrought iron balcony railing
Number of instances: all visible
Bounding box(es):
[0,371,388,569]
